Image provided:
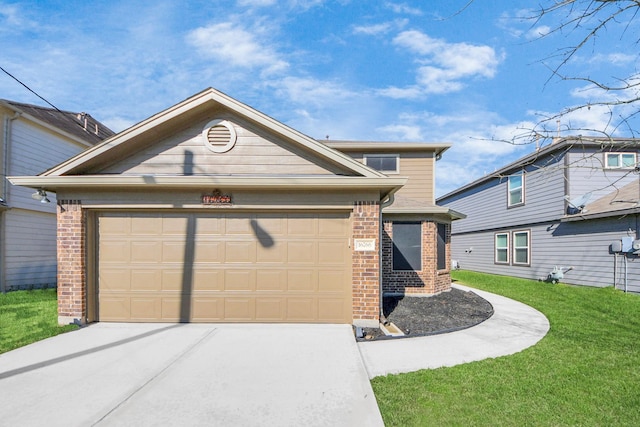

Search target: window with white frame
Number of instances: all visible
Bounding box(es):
[364,154,399,173]
[495,232,509,264]
[513,230,530,266]
[507,171,524,207]
[605,152,636,169]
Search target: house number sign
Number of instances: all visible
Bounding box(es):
[201,189,231,205]
[354,239,376,251]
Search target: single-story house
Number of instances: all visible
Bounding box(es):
[10,88,462,326]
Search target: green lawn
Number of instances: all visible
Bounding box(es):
[372,270,640,427]
[0,289,78,354]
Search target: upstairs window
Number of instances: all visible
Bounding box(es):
[605,152,636,169]
[507,172,524,207]
[364,154,399,173]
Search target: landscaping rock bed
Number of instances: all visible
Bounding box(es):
[356,287,493,341]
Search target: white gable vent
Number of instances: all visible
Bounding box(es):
[202,119,237,153]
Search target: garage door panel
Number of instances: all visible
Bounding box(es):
[99,296,130,321]
[255,298,285,321]
[319,241,348,264]
[131,241,162,263]
[192,298,224,321]
[162,216,189,234]
[288,270,315,291]
[193,270,223,291]
[287,216,317,236]
[287,298,316,321]
[256,270,286,291]
[162,241,186,263]
[194,241,223,263]
[319,216,349,236]
[100,269,130,291]
[99,216,130,235]
[131,216,163,235]
[225,215,252,235]
[224,298,254,320]
[100,240,130,263]
[318,299,348,322]
[131,297,161,320]
[225,241,255,263]
[161,270,183,291]
[287,241,316,263]
[131,270,162,291]
[196,216,223,235]
[256,241,286,263]
[224,270,254,291]
[98,212,351,323]
[318,270,346,292]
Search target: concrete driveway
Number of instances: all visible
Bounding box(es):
[0,323,383,427]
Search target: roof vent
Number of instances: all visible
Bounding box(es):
[202,119,237,153]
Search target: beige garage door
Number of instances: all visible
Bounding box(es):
[97,212,352,323]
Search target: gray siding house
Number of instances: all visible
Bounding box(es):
[0,100,113,291]
[437,137,640,293]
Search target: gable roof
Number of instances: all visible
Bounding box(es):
[0,99,114,146]
[42,88,385,178]
[8,88,406,199]
[437,136,640,202]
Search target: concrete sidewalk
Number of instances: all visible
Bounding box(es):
[357,284,550,378]
[0,323,383,427]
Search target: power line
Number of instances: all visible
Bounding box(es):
[0,65,65,114]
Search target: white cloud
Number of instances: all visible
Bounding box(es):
[186,22,288,74]
[353,22,393,35]
[237,0,277,6]
[268,76,357,106]
[385,2,423,16]
[383,30,503,98]
[525,25,551,40]
[376,124,423,140]
[586,53,636,66]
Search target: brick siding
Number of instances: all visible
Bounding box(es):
[351,201,380,327]
[57,200,86,325]
[382,220,452,295]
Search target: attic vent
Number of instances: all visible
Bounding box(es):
[202,119,237,153]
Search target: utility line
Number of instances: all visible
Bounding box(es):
[0,65,66,114]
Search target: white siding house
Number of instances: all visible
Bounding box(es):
[0,100,113,291]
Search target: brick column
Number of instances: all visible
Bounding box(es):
[352,201,380,327]
[57,200,86,325]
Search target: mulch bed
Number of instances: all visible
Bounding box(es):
[356,288,494,341]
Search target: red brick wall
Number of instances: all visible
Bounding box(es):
[57,200,86,324]
[351,201,380,327]
[382,220,451,295]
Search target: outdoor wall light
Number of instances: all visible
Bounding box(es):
[31,189,50,204]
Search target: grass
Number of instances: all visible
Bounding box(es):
[372,270,640,426]
[0,289,78,354]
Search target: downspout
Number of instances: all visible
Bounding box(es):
[0,111,21,292]
[378,189,399,324]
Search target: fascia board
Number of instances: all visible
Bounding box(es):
[383,206,466,220]
[8,175,407,193]
[43,88,383,179]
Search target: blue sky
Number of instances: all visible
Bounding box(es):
[1,1,637,196]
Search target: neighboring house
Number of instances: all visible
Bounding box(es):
[10,88,461,326]
[438,136,640,293]
[0,100,113,292]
